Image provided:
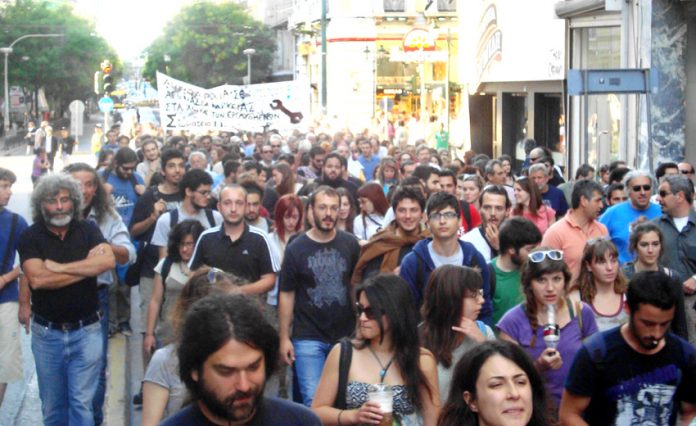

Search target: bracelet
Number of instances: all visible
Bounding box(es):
[337,410,344,426]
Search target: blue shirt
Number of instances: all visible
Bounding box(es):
[358,155,380,181]
[0,209,28,303]
[541,185,569,218]
[101,170,144,225]
[599,201,662,264]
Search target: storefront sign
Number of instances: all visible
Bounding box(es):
[389,47,448,63]
[403,28,437,52]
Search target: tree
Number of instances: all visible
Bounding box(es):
[142,1,276,88]
[0,0,120,118]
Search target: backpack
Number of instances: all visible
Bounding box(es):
[169,208,216,229]
[158,257,174,320]
[415,245,484,297]
[459,200,473,231]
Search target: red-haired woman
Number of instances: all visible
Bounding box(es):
[353,182,389,243]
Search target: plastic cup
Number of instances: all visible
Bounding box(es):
[367,384,394,426]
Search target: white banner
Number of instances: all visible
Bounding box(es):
[156,72,307,132]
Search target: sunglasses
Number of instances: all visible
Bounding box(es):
[528,250,564,263]
[631,184,652,192]
[355,303,379,320]
[680,169,694,175]
[658,190,672,198]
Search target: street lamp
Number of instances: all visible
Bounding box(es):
[243,48,256,85]
[2,33,63,134]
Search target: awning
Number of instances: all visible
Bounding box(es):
[554,0,605,18]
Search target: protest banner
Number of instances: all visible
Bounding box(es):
[156,72,307,132]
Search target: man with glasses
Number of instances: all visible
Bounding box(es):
[400,192,492,323]
[542,179,608,281]
[269,134,284,161]
[600,170,662,264]
[678,162,695,183]
[260,143,274,168]
[654,175,696,345]
[462,185,510,262]
[151,169,222,259]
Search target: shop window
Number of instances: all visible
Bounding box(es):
[384,0,405,12]
[437,0,455,12]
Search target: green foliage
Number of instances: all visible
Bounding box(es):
[142,1,276,88]
[0,0,120,113]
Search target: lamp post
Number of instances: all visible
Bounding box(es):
[243,48,256,85]
[2,33,63,134]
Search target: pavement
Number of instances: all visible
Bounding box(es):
[0,114,143,426]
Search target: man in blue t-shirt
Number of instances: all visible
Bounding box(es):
[357,138,380,181]
[102,147,145,226]
[529,163,568,219]
[600,170,661,264]
[0,168,29,409]
[162,294,321,426]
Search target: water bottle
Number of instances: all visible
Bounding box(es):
[543,303,560,351]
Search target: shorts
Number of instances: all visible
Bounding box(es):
[0,302,23,383]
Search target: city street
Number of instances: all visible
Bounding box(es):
[0,115,143,426]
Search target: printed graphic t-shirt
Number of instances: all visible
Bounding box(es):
[279,231,360,343]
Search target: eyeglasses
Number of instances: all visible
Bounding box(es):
[658,190,673,198]
[631,184,652,192]
[530,156,541,162]
[465,289,485,299]
[528,250,564,263]
[428,211,459,221]
[271,144,281,148]
[680,169,694,175]
[195,189,212,197]
[262,150,272,154]
[355,303,378,320]
[119,165,136,172]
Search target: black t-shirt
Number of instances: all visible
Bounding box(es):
[18,220,106,322]
[129,186,183,277]
[60,136,76,154]
[565,327,696,425]
[279,231,360,343]
[189,224,278,282]
[161,398,322,425]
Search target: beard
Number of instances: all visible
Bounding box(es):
[629,318,662,350]
[195,371,264,423]
[510,252,523,267]
[42,208,73,227]
[313,213,337,233]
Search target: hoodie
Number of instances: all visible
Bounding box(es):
[399,238,492,326]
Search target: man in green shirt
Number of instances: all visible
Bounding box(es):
[490,217,542,324]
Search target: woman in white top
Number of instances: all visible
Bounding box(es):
[353,182,389,244]
[267,194,304,307]
[568,238,628,331]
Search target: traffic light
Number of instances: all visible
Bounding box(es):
[101,60,113,95]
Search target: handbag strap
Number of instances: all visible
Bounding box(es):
[334,338,353,409]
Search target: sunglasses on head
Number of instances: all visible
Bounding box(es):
[355,303,379,320]
[528,250,564,263]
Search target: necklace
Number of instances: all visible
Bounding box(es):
[367,345,395,383]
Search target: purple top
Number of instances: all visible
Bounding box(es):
[497,302,598,404]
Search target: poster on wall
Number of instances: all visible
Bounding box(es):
[461,0,565,89]
[156,72,308,132]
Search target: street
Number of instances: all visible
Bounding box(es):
[0,114,143,426]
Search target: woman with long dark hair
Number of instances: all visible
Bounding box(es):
[272,162,298,197]
[420,265,495,402]
[143,220,205,358]
[568,238,628,331]
[354,182,389,243]
[511,177,555,235]
[437,340,549,426]
[312,274,440,425]
[337,187,356,234]
[497,248,598,409]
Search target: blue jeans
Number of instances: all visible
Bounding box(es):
[93,287,110,425]
[292,339,333,406]
[31,318,103,426]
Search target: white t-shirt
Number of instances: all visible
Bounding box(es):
[461,227,492,263]
[151,207,223,247]
[353,213,384,241]
[673,216,689,233]
[428,241,463,268]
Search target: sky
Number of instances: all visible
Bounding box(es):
[75,0,191,61]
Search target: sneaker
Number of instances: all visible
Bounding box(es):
[119,322,133,337]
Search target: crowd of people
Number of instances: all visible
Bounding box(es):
[0,123,696,426]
